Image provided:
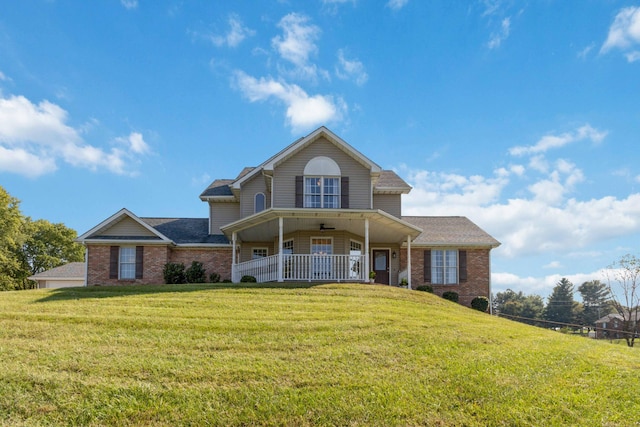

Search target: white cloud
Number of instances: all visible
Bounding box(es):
[577,43,595,59]
[509,124,607,156]
[272,13,325,81]
[0,94,150,177]
[487,17,511,49]
[402,123,640,262]
[386,0,409,11]
[208,15,255,48]
[335,49,368,86]
[492,270,605,297]
[601,6,640,59]
[233,70,346,132]
[120,0,137,10]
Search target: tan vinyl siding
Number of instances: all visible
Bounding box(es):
[209,202,240,234]
[272,137,371,209]
[373,194,402,218]
[101,217,156,237]
[239,173,270,218]
[240,242,275,262]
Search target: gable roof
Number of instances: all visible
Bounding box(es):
[77,209,229,246]
[401,216,500,247]
[231,126,382,191]
[28,262,85,280]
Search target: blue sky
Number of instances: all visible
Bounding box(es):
[1,0,639,298]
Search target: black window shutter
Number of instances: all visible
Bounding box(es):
[424,250,431,283]
[135,246,144,279]
[341,176,349,209]
[295,176,303,208]
[109,246,119,279]
[459,250,467,282]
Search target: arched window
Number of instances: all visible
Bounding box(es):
[254,192,265,213]
[303,157,341,208]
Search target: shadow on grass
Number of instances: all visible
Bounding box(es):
[35,282,328,303]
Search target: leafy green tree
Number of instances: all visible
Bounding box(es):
[544,278,579,325]
[493,289,544,325]
[603,254,640,347]
[1,185,84,291]
[0,187,26,290]
[22,218,84,276]
[577,280,613,326]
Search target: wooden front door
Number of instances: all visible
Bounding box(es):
[372,249,389,285]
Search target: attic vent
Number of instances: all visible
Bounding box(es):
[304,156,341,176]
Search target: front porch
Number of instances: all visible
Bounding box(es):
[222,208,422,284]
[233,254,367,283]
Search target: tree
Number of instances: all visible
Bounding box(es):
[603,254,640,347]
[577,280,613,326]
[493,289,544,325]
[0,187,26,290]
[22,218,84,276]
[0,185,84,291]
[544,278,579,325]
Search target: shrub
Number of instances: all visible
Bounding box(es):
[185,261,207,283]
[240,275,257,283]
[163,262,186,284]
[208,272,221,283]
[416,285,433,293]
[471,296,489,312]
[442,291,459,303]
[221,279,232,283]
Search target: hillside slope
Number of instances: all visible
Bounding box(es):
[1,283,638,426]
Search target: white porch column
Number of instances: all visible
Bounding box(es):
[277,217,284,282]
[407,234,412,290]
[231,232,237,282]
[364,218,370,282]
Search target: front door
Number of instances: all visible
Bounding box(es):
[372,249,389,285]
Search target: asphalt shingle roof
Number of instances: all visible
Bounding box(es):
[29,262,85,279]
[375,170,411,190]
[200,179,234,197]
[141,218,229,244]
[401,216,500,247]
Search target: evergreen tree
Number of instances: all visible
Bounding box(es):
[577,280,612,326]
[544,278,578,325]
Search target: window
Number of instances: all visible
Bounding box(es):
[349,240,363,279]
[119,247,136,279]
[282,239,294,254]
[110,246,143,280]
[252,248,268,259]
[432,249,458,285]
[255,193,265,213]
[304,177,340,208]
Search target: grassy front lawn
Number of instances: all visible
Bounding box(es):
[1,283,638,426]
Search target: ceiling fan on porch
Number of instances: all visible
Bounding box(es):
[319,223,336,231]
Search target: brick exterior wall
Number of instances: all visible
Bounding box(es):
[401,247,492,307]
[169,247,232,282]
[86,244,232,285]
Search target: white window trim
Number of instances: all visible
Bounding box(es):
[310,236,333,254]
[431,249,459,285]
[252,247,269,259]
[282,239,294,254]
[119,246,136,280]
[254,192,266,214]
[304,176,341,209]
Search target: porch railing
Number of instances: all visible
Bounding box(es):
[233,254,367,283]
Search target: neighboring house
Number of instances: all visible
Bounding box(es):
[77,127,500,306]
[595,312,639,339]
[28,262,85,289]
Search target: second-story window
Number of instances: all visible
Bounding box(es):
[255,192,265,213]
[304,177,340,208]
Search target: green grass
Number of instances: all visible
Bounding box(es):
[1,283,639,426]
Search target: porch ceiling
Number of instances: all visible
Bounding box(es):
[220,208,422,244]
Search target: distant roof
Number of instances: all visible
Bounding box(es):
[402,216,500,247]
[141,218,230,244]
[28,262,85,280]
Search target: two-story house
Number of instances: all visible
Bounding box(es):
[78,127,500,305]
